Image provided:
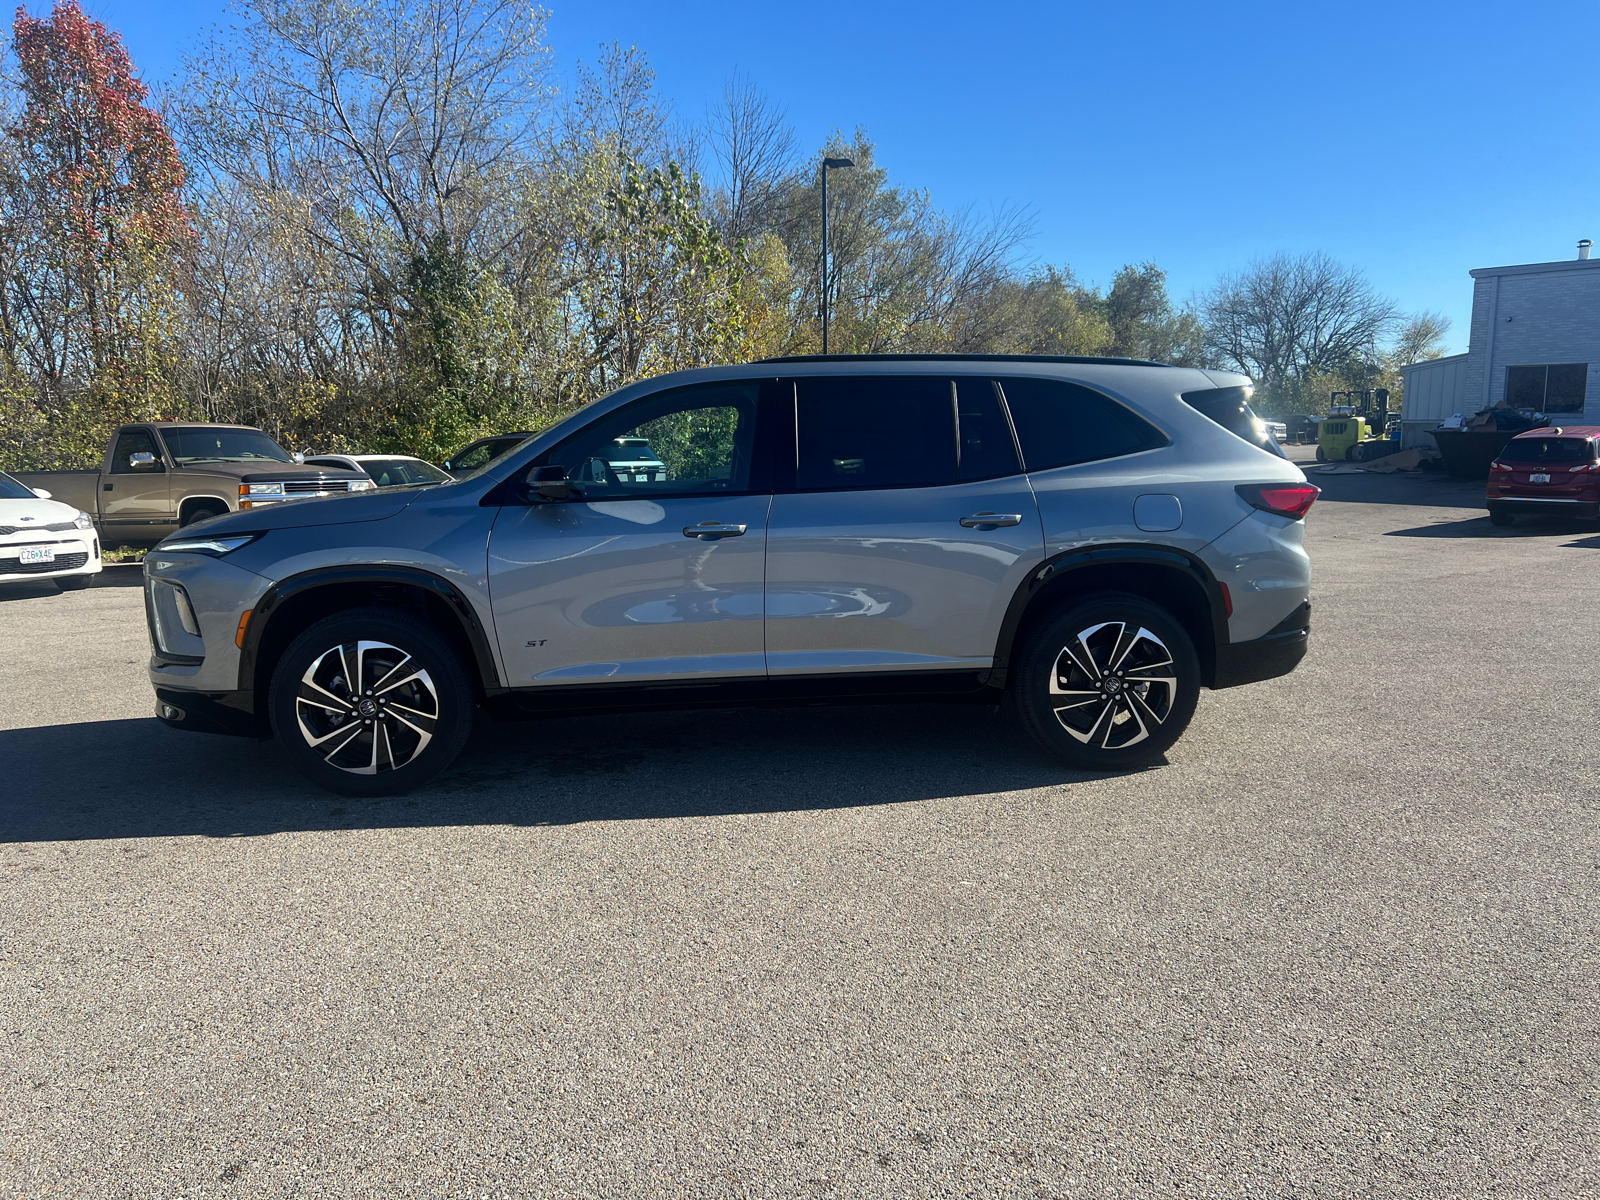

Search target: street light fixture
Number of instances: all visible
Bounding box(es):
[820,156,854,354]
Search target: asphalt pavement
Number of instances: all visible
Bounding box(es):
[2,455,1596,1198]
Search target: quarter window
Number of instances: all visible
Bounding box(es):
[795,376,956,491]
[998,378,1166,471]
[1505,364,1588,413]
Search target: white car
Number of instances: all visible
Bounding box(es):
[0,469,103,591]
[301,453,454,488]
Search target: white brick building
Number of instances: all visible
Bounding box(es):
[1463,249,1600,419]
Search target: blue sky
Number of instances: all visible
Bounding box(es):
[77,0,1600,353]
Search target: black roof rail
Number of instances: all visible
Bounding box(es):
[755,352,1173,368]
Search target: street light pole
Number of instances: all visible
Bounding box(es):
[820,156,853,355]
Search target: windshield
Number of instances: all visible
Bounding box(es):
[0,470,38,500]
[360,458,452,486]
[1498,438,1595,465]
[160,427,294,465]
[1180,386,1287,459]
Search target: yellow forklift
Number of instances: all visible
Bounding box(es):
[1316,388,1398,462]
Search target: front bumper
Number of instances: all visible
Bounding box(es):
[1487,497,1599,519]
[1212,600,1309,689]
[154,687,261,738]
[0,534,101,582]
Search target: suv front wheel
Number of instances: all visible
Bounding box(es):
[268,607,474,796]
[1014,593,1201,771]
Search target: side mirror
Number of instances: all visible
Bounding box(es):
[31,487,51,499]
[129,451,157,469]
[527,464,573,502]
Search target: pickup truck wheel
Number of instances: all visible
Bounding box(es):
[268,608,474,797]
[1013,593,1200,771]
[181,502,228,527]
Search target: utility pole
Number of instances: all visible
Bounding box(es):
[820,156,853,354]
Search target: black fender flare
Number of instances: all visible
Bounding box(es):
[237,565,504,703]
[986,544,1231,686]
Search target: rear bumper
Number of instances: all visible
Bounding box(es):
[1487,498,1599,519]
[1212,600,1309,689]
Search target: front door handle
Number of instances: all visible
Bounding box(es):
[959,512,1023,528]
[683,521,748,540]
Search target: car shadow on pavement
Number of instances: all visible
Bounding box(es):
[1386,515,1600,540]
[1304,470,1487,509]
[0,565,143,603]
[0,704,1113,843]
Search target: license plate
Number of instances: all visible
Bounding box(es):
[18,546,55,565]
[1530,473,1551,483]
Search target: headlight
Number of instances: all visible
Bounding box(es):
[155,534,260,556]
[349,479,375,491]
[243,482,284,496]
[73,511,93,529]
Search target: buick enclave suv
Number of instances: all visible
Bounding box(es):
[143,355,1315,795]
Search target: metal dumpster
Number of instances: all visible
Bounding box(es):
[1429,428,1520,480]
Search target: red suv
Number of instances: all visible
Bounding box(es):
[1486,425,1600,526]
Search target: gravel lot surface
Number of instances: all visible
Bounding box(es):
[2,456,1597,1198]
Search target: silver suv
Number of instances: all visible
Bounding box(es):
[143,356,1315,796]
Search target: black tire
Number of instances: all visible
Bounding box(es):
[54,574,91,591]
[1013,593,1201,771]
[1489,507,1514,527]
[268,607,474,796]
[181,502,228,528]
[1315,446,1326,462]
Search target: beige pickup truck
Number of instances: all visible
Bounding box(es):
[12,422,374,544]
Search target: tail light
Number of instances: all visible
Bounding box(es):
[1490,461,1514,472]
[1236,483,1320,520]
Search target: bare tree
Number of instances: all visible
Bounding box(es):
[1203,252,1399,383]
[705,73,796,248]
[181,0,552,348]
[1388,310,1451,367]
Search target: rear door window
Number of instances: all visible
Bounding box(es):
[998,378,1167,471]
[794,376,956,491]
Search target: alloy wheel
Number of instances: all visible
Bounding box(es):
[294,640,439,774]
[1047,621,1178,749]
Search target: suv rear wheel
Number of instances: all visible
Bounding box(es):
[1013,593,1201,771]
[268,607,474,796]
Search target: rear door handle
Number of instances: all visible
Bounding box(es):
[959,512,1023,528]
[683,521,748,539]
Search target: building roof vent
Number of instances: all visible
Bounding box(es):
[1580,239,1592,260]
